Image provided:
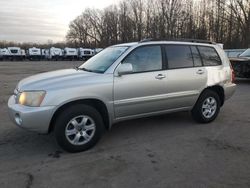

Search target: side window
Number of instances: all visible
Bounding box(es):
[165,45,193,69]
[197,46,222,66]
[191,46,203,67]
[122,45,162,73]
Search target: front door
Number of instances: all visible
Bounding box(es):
[114,45,168,119]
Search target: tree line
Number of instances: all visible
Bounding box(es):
[0,40,66,49]
[0,0,249,49]
[66,0,250,49]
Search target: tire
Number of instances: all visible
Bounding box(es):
[191,90,221,123]
[54,104,105,152]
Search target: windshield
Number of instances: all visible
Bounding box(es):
[79,46,128,73]
[240,49,250,57]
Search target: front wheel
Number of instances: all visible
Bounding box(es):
[54,104,104,152]
[191,90,221,123]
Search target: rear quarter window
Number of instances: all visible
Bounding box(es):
[198,46,222,66]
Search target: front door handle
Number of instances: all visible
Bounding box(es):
[196,69,204,75]
[155,74,166,80]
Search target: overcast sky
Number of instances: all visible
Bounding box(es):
[0,0,117,43]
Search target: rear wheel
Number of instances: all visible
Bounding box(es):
[191,90,221,123]
[54,104,104,152]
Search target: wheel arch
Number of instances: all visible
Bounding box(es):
[200,85,225,106]
[48,98,110,133]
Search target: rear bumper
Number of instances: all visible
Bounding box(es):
[224,83,236,100]
[8,95,56,134]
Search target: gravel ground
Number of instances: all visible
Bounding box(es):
[0,61,250,188]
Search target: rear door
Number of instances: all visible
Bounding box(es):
[161,45,207,109]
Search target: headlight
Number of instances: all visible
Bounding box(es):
[18,91,46,107]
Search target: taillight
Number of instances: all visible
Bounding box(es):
[230,63,235,83]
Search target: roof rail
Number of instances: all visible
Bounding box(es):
[172,38,216,44]
[139,38,215,44]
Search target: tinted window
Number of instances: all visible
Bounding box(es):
[198,46,222,66]
[165,45,193,69]
[191,46,202,67]
[123,45,162,73]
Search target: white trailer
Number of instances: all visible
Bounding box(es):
[41,49,46,60]
[0,49,2,60]
[78,48,94,60]
[8,47,22,60]
[94,48,103,55]
[21,49,26,60]
[46,47,63,61]
[63,47,78,60]
[0,48,10,60]
[27,47,41,60]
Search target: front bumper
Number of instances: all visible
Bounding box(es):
[8,95,56,134]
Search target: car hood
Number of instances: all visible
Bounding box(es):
[17,69,101,91]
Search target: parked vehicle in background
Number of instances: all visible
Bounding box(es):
[94,48,103,55]
[224,49,246,58]
[229,48,250,78]
[0,48,10,60]
[8,40,236,152]
[8,47,22,61]
[63,48,78,60]
[78,48,94,60]
[41,49,46,60]
[21,49,26,60]
[0,48,2,60]
[27,47,41,61]
[45,47,63,61]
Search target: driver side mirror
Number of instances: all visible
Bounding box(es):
[117,63,133,76]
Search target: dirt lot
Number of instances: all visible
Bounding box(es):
[0,61,250,188]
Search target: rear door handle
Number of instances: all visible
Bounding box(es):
[196,69,204,75]
[155,74,166,80]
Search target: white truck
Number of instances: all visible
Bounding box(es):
[27,47,41,60]
[63,47,78,60]
[78,48,94,60]
[45,47,63,61]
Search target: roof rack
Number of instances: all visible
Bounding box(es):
[173,38,216,44]
[139,38,215,44]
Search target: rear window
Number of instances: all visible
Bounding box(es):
[165,45,193,69]
[198,46,222,66]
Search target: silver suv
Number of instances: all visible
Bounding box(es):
[8,40,236,152]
